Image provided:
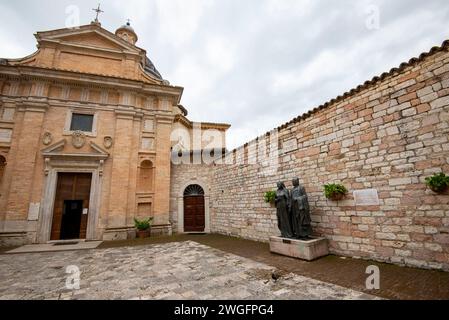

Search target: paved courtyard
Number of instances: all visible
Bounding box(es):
[0,241,378,300]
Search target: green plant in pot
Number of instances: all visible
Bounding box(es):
[134,217,154,239]
[324,184,348,201]
[425,173,449,194]
[264,190,276,206]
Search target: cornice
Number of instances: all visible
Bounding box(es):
[155,113,175,124]
[1,95,178,119]
[174,114,231,131]
[0,65,184,100]
[35,23,146,56]
[16,97,49,113]
[40,39,141,59]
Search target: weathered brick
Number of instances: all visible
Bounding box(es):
[417,86,433,97]
[398,92,417,104]
[416,103,431,114]
[430,96,449,109]
[389,178,412,186]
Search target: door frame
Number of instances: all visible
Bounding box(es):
[177,180,210,234]
[183,195,205,233]
[38,162,103,243]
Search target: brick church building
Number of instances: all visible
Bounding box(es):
[0,20,229,245]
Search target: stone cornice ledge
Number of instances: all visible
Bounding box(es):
[155,114,175,124]
[0,65,184,102]
[115,107,139,120]
[17,97,49,113]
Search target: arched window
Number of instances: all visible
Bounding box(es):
[184,184,205,197]
[138,160,154,193]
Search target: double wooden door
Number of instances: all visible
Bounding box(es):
[184,196,205,232]
[50,173,92,240]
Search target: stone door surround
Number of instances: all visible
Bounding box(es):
[37,140,108,243]
[177,180,210,234]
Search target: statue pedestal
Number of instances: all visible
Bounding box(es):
[269,236,329,261]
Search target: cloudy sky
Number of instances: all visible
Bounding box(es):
[0,0,448,149]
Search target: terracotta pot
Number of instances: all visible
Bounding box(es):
[136,229,151,239]
[328,193,345,201]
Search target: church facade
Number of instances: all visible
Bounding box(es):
[0,21,229,245]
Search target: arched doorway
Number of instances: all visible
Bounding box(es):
[183,184,205,232]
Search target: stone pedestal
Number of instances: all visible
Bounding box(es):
[269,236,329,261]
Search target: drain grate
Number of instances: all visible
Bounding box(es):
[53,241,79,246]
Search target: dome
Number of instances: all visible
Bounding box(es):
[118,22,135,33]
[115,21,138,44]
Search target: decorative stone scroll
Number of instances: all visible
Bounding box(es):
[44,158,50,176]
[99,160,104,176]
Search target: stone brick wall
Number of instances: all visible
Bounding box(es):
[210,46,449,271]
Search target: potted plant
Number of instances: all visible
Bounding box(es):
[264,190,277,207]
[324,183,348,201]
[134,217,154,239]
[425,173,449,194]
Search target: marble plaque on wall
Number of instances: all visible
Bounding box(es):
[141,138,155,150]
[28,203,40,221]
[353,189,380,206]
[144,119,154,132]
[2,108,15,121]
[0,129,12,143]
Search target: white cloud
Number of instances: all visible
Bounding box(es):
[0,3,32,58]
[153,0,213,47]
[111,0,152,22]
[0,30,30,59]
[271,49,352,95]
[205,37,236,73]
[264,0,316,18]
[168,36,236,119]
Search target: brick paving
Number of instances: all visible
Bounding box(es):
[0,241,378,300]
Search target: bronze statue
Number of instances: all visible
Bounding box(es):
[275,182,294,238]
[290,178,313,240]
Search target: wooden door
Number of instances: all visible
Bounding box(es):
[50,173,92,240]
[184,196,205,232]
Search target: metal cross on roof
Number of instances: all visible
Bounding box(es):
[126,18,131,25]
[92,3,104,23]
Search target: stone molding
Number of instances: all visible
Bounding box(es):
[37,139,109,243]
[177,179,211,234]
[0,65,184,101]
